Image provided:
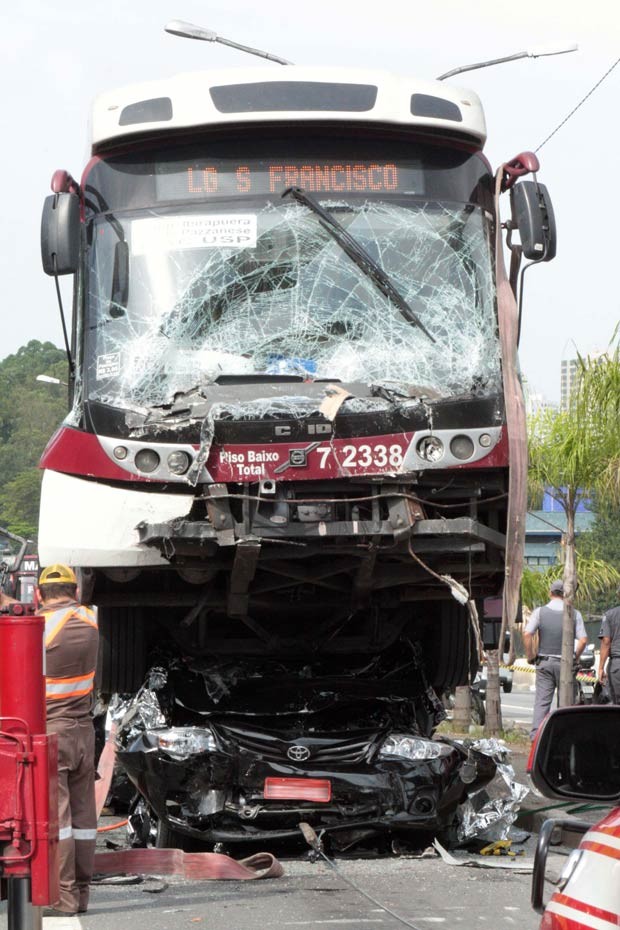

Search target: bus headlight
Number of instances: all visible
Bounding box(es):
[417,436,444,462]
[167,450,192,475]
[135,449,161,473]
[450,435,475,460]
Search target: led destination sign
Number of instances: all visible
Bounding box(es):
[156,160,425,200]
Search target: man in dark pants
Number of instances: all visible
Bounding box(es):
[524,580,588,741]
[598,590,620,703]
[38,564,99,917]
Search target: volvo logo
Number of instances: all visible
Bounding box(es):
[274,441,321,474]
[289,448,310,467]
[287,744,311,762]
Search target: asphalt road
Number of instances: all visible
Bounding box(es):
[500,687,535,728]
[65,843,552,930]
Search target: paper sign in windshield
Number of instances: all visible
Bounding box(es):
[96,353,121,379]
[132,214,257,254]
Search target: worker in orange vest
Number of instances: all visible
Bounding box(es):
[37,564,99,917]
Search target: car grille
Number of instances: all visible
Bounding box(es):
[218,727,374,765]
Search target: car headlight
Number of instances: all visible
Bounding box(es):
[154,727,216,760]
[379,734,454,761]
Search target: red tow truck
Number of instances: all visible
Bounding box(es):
[0,528,39,605]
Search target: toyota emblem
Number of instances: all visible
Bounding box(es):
[287,744,311,762]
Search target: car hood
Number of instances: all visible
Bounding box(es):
[138,639,445,733]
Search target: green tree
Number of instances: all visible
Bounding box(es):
[0,470,43,539]
[528,345,620,705]
[0,341,68,538]
[522,555,620,612]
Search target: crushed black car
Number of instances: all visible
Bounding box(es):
[116,642,497,851]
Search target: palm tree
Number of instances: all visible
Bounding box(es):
[528,342,620,705]
[578,338,620,500]
[522,556,620,610]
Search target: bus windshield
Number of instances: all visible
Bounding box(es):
[84,138,501,410]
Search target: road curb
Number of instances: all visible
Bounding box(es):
[517,801,596,847]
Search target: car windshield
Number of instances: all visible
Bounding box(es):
[83,140,500,410]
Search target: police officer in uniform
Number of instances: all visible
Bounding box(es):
[598,589,620,703]
[37,564,99,917]
[524,579,588,740]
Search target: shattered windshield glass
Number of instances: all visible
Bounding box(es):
[84,143,500,409]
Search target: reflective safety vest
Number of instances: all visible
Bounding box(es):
[44,605,98,701]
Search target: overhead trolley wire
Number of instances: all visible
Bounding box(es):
[536,54,620,152]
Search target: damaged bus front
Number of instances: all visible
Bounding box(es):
[39,68,554,842]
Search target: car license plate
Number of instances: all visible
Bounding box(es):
[264,777,331,802]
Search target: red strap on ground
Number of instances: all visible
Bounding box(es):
[93,724,284,879]
[93,848,284,880]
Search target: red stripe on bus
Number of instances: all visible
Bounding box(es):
[594,824,620,839]
[542,910,619,930]
[595,810,620,833]
[581,840,620,861]
[553,893,620,925]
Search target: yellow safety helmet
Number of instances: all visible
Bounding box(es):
[39,564,77,585]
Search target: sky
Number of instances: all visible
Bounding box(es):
[2,0,619,402]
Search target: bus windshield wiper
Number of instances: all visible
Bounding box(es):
[282,186,435,344]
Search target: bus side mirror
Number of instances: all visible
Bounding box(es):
[41,192,80,276]
[530,706,620,802]
[510,180,557,262]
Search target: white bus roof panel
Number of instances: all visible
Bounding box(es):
[91,67,486,150]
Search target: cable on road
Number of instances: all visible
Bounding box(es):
[299,822,427,930]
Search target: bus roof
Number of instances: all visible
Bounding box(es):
[91,66,486,152]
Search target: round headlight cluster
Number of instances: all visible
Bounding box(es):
[167,450,191,475]
[450,435,475,460]
[416,436,444,463]
[135,449,161,474]
[113,444,194,476]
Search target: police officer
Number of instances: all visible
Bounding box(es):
[37,564,99,918]
[598,589,620,703]
[523,579,588,740]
